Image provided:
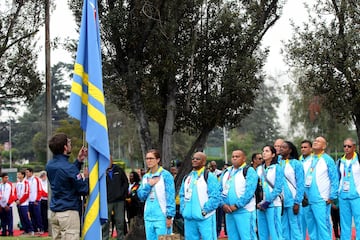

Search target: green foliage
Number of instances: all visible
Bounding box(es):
[237,80,281,149]
[285,68,356,151]
[32,132,47,163]
[1,148,19,160]
[3,63,73,162]
[113,160,126,170]
[69,0,284,189]
[285,0,360,145]
[0,0,46,107]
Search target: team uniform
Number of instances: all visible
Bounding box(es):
[280,158,305,240]
[220,164,258,240]
[16,178,34,234]
[0,180,16,236]
[303,152,338,240]
[40,177,48,232]
[180,167,220,240]
[27,174,44,233]
[137,167,176,240]
[257,163,284,240]
[338,152,360,240]
[299,154,312,240]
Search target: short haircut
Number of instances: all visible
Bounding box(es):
[1,172,8,178]
[301,140,312,147]
[49,133,68,155]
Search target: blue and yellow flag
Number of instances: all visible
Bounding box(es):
[68,0,109,239]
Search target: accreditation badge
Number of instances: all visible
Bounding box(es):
[149,189,155,201]
[184,188,192,201]
[222,183,230,197]
[343,180,350,192]
[305,175,313,187]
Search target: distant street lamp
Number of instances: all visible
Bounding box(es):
[223,126,228,164]
[9,118,12,168]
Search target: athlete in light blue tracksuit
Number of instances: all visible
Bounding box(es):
[299,140,313,240]
[220,150,258,240]
[338,138,360,240]
[303,136,338,240]
[180,152,220,240]
[280,141,305,240]
[257,145,284,240]
[137,149,176,240]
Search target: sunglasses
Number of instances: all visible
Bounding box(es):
[192,157,202,161]
[343,145,353,148]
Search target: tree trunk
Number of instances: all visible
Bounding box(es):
[129,84,152,167]
[161,82,176,170]
[175,128,212,192]
[352,113,360,151]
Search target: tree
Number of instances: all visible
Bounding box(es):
[8,62,72,161]
[69,0,284,189]
[238,80,282,150]
[284,0,360,145]
[0,0,45,107]
[285,70,355,152]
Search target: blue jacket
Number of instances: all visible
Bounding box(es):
[46,154,88,212]
[137,167,176,221]
[280,159,305,207]
[180,168,220,220]
[303,153,338,203]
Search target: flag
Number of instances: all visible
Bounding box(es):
[68,0,109,239]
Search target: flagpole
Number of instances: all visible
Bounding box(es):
[45,0,52,236]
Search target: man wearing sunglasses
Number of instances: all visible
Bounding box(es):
[337,138,360,240]
[180,152,221,240]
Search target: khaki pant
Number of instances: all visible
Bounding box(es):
[50,210,80,240]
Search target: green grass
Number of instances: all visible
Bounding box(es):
[5,237,51,240]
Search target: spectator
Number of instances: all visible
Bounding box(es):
[102,156,129,240]
[126,171,142,230]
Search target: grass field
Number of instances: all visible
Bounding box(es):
[6,237,51,240]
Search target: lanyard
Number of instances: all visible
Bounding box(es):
[227,163,246,180]
[187,167,205,186]
[341,152,357,178]
[148,166,163,178]
[308,153,321,174]
[280,159,290,167]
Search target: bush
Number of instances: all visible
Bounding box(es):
[113,159,126,169]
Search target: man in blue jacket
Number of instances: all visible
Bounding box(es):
[303,136,338,240]
[220,150,258,240]
[180,152,220,240]
[46,133,89,240]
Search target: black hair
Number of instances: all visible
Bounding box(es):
[263,145,278,165]
[284,141,299,159]
[301,140,312,148]
[130,171,140,183]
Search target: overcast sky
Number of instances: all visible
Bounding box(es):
[40,1,311,72]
